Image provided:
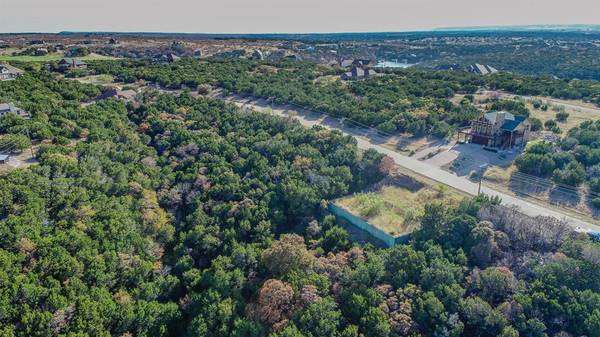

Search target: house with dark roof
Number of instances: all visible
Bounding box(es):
[0,64,25,81]
[467,64,498,75]
[341,65,377,81]
[459,111,531,148]
[340,59,372,68]
[98,89,137,101]
[57,58,87,72]
[35,48,49,56]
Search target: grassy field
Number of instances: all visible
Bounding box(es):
[335,169,465,236]
[0,53,118,62]
[525,99,600,135]
[71,74,117,86]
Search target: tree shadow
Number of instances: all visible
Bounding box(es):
[548,186,582,208]
[507,173,552,197]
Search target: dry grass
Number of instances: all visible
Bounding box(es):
[483,164,517,184]
[314,75,342,85]
[72,74,116,86]
[336,171,465,236]
[526,100,600,135]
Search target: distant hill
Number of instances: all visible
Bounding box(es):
[54,27,600,42]
[435,24,600,33]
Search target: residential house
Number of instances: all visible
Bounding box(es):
[459,111,531,148]
[340,59,372,68]
[57,58,87,72]
[98,89,137,101]
[0,103,30,118]
[0,64,25,81]
[467,64,498,75]
[35,48,49,56]
[341,65,377,81]
[0,154,9,164]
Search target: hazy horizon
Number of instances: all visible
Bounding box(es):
[3,0,600,34]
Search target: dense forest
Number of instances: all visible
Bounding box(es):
[0,70,600,337]
[316,32,600,80]
[88,59,600,138]
[421,38,600,81]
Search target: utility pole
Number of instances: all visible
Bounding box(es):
[478,163,488,196]
[25,128,34,158]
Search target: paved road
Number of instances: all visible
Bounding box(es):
[224,94,600,233]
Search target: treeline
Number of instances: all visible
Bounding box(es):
[425,40,600,81]
[89,59,600,138]
[90,59,483,137]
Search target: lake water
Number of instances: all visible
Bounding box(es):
[375,60,416,68]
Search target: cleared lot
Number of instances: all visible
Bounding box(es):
[335,169,465,236]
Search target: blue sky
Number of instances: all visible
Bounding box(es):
[2,0,600,33]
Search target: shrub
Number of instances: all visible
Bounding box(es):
[551,125,561,134]
[377,121,396,134]
[431,121,453,138]
[526,141,553,155]
[355,193,385,218]
[544,119,557,130]
[515,153,556,176]
[556,111,570,122]
[529,117,543,131]
[553,162,586,186]
[589,178,600,193]
[197,84,212,95]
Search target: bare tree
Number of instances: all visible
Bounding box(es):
[478,205,573,253]
[252,279,295,326]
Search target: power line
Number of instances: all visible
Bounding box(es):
[506,171,600,197]
[265,94,600,202]
[484,174,600,203]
